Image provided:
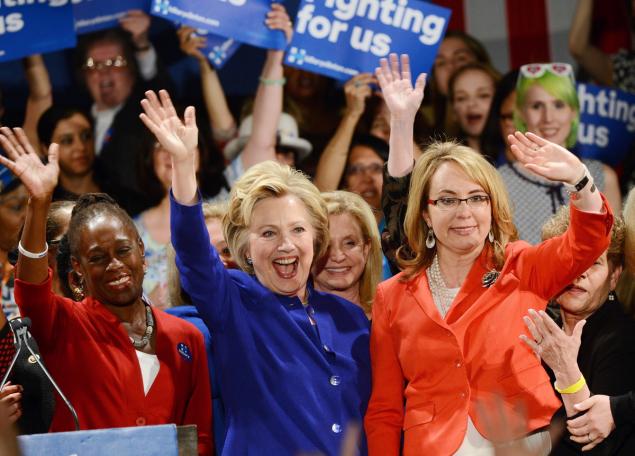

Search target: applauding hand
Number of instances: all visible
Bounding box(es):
[375,53,426,123]
[0,127,58,201]
[508,132,586,185]
[140,90,198,164]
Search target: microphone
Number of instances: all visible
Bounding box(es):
[1,317,80,431]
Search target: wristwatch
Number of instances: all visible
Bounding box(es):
[564,164,595,199]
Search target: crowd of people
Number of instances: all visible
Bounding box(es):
[0,1,634,455]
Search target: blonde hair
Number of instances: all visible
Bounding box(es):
[322,191,382,314]
[168,201,228,307]
[224,161,329,274]
[541,205,625,270]
[399,142,518,278]
[622,188,635,274]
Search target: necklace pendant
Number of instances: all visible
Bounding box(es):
[482,270,500,288]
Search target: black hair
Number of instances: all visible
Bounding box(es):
[37,105,93,147]
[349,134,389,163]
[479,69,519,164]
[56,234,74,300]
[67,193,139,258]
[74,28,139,88]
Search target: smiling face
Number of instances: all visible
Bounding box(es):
[72,213,145,307]
[313,212,369,296]
[423,161,492,257]
[83,41,134,110]
[434,36,477,96]
[520,84,576,147]
[345,145,384,211]
[247,194,315,298]
[556,251,622,319]
[452,69,495,139]
[53,113,95,178]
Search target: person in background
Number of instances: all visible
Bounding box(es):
[448,62,500,154]
[44,200,76,299]
[498,63,621,244]
[0,127,212,454]
[522,209,635,454]
[366,53,612,455]
[75,11,172,214]
[166,202,233,454]
[312,191,382,317]
[480,70,520,165]
[141,89,371,455]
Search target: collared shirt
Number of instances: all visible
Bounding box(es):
[14,271,213,455]
[91,103,123,155]
[171,193,371,455]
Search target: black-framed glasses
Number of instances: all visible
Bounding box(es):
[427,195,490,211]
[83,55,128,72]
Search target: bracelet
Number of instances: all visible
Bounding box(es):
[18,241,48,259]
[563,164,591,192]
[259,76,286,86]
[555,375,586,394]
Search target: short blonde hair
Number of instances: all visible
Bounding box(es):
[224,161,329,273]
[541,206,625,269]
[322,191,382,313]
[399,142,518,278]
[168,201,229,307]
[621,188,635,274]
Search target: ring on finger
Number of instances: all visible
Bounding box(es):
[587,433,593,443]
[536,337,543,345]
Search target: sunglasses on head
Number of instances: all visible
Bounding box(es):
[519,63,574,80]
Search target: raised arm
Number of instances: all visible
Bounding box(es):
[22,55,52,149]
[120,10,157,81]
[568,0,612,86]
[0,128,58,284]
[240,4,293,169]
[314,73,374,191]
[177,26,236,146]
[375,54,426,178]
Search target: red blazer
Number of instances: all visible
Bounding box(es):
[14,271,213,455]
[365,201,613,456]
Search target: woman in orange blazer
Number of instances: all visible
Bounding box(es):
[364,54,614,455]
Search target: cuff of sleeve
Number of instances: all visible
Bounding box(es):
[569,192,614,237]
[169,187,203,209]
[610,393,632,426]
[136,45,158,80]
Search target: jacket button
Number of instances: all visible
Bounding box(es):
[135,417,146,426]
[455,360,462,368]
[323,344,332,353]
[460,392,467,399]
[331,423,342,433]
[329,375,341,386]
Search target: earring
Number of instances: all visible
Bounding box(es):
[71,284,85,301]
[488,230,494,243]
[425,228,435,249]
[608,290,616,301]
[246,257,253,266]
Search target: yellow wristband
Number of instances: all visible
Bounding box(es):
[259,76,286,86]
[555,375,586,394]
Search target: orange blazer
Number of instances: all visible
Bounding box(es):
[365,200,614,456]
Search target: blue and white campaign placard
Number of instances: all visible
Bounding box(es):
[285,0,450,80]
[577,83,635,166]
[73,0,152,35]
[0,1,76,63]
[151,0,286,50]
[195,29,241,68]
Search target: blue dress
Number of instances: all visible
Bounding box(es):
[170,194,371,455]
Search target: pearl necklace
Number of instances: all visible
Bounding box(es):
[427,255,456,319]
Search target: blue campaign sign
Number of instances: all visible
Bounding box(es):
[151,0,286,50]
[577,83,635,167]
[74,0,152,35]
[0,2,76,63]
[194,29,241,68]
[285,0,450,81]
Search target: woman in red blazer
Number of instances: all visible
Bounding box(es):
[364,54,614,455]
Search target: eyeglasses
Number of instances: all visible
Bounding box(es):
[347,163,383,176]
[427,195,490,210]
[519,63,573,80]
[82,56,128,72]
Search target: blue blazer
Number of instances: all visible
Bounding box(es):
[170,194,371,455]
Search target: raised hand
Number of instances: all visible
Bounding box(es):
[0,127,58,201]
[139,90,198,164]
[266,3,293,45]
[177,26,207,63]
[508,132,586,184]
[375,54,426,122]
[344,73,375,117]
[119,10,151,50]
